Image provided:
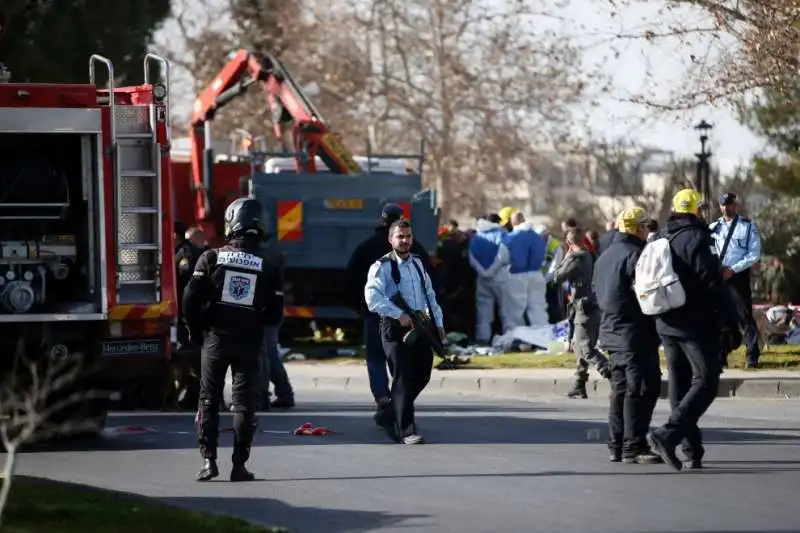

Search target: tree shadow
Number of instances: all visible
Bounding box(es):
[159,495,425,533]
[260,465,800,484]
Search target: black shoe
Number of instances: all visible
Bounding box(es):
[608,451,622,463]
[683,459,703,470]
[271,397,295,409]
[646,432,682,471]
[196,459,219,482]
[230,464,255,482]
[567,386,588,399]
[745,362,758,369]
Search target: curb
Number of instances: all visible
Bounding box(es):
[288,374,800,400]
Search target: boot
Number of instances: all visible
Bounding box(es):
[196,458,219,482]
[373,396,393,426]
[566,370,589,399]
[230,463,255,482]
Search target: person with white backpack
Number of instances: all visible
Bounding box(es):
[637,189,739,471]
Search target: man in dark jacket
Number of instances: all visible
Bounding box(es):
[346,204,434,425]
[647,189,739,471]
[593,207,661,465]
[596,220,618,257]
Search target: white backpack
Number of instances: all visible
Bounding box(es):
[634,235,686,316]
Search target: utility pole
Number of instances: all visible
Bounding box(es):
[694,120,713,220]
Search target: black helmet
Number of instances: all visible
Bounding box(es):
[380,203,405,225]
[224,197,268,240]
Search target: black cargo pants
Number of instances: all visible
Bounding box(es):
[608,349,661,457]
[725,270,760,364]
[381,318,433,437]
[653,333,721,462]
[196,332,261,464]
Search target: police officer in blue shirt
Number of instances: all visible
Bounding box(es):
[365,219,445,445]
[710,192,762,367]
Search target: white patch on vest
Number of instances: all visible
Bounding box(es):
[217,251,263,272]
[221,270,257,307]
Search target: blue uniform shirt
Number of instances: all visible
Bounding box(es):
[709,215,761,273]
[364,253,444,328]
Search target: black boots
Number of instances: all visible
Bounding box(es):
[196,458,255,482]
[230,463,255,482]
[567,370,589,399]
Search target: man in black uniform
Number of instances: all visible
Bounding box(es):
[592,207,661,464]
[174,223,204,344]
[647,189,739,471]
[346,204,434,427]
[183,197,284,482]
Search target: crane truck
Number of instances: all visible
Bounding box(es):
[0,53,178,429]
[174,49,438,331]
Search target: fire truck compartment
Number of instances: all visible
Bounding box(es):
[0,132,106,321]
[250,170,438,270]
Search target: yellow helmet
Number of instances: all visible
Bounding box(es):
[498,206,516,226]
[672,189,703,215]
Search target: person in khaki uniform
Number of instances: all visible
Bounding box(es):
[552,229,610,399]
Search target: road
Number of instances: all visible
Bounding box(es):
[13,390,800,533]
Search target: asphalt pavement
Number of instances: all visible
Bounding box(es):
[13,390,800,533]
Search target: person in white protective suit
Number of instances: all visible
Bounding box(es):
[468,216,513,343]
[506,212,549,327]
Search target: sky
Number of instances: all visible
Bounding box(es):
[153,0,765,177]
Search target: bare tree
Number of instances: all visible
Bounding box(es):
[0,340,101,527]
[608,0,800,109]
[155,0,370,150]
[336,0,593,216]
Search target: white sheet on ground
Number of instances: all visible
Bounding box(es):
[491,320,571,351]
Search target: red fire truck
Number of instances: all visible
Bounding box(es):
[0,53,177,429]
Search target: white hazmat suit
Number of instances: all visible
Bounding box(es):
[468,219,513,343]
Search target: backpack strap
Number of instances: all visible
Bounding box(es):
[381,252,434,316]
[378,252,401,284]
[718,216,739,263]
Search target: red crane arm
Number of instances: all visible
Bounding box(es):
[189,49,362,222]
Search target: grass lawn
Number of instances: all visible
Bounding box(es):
[287,345,800,371]
[3,476,285,533]
[466,345,800,370]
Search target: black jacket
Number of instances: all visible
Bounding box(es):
[346,225,434,315]
[183,237,284,341]
[592,231,658,353]
[596,229,618,257]
[654,214,738,338]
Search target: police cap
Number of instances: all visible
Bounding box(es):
[381,203,405,225]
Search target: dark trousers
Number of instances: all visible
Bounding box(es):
[655,334,721,461]
[726,270,760,364]
[364,315,391,401]
[380,320,433,435]
[197,333,260,463]
[608,349,661,456]
[260,324,293,402]
[546,283,565,324]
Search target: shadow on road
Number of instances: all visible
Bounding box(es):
[260,464,800,483]
[20,405,800,454]
[160,495,425,533]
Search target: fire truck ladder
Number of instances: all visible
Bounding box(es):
[90,53,171,305]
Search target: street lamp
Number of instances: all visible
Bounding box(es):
[694,119,713,220]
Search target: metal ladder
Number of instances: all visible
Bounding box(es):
[90,53,171,305]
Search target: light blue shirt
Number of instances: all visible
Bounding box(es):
[710,215,761,273]
[364,253,444,328]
